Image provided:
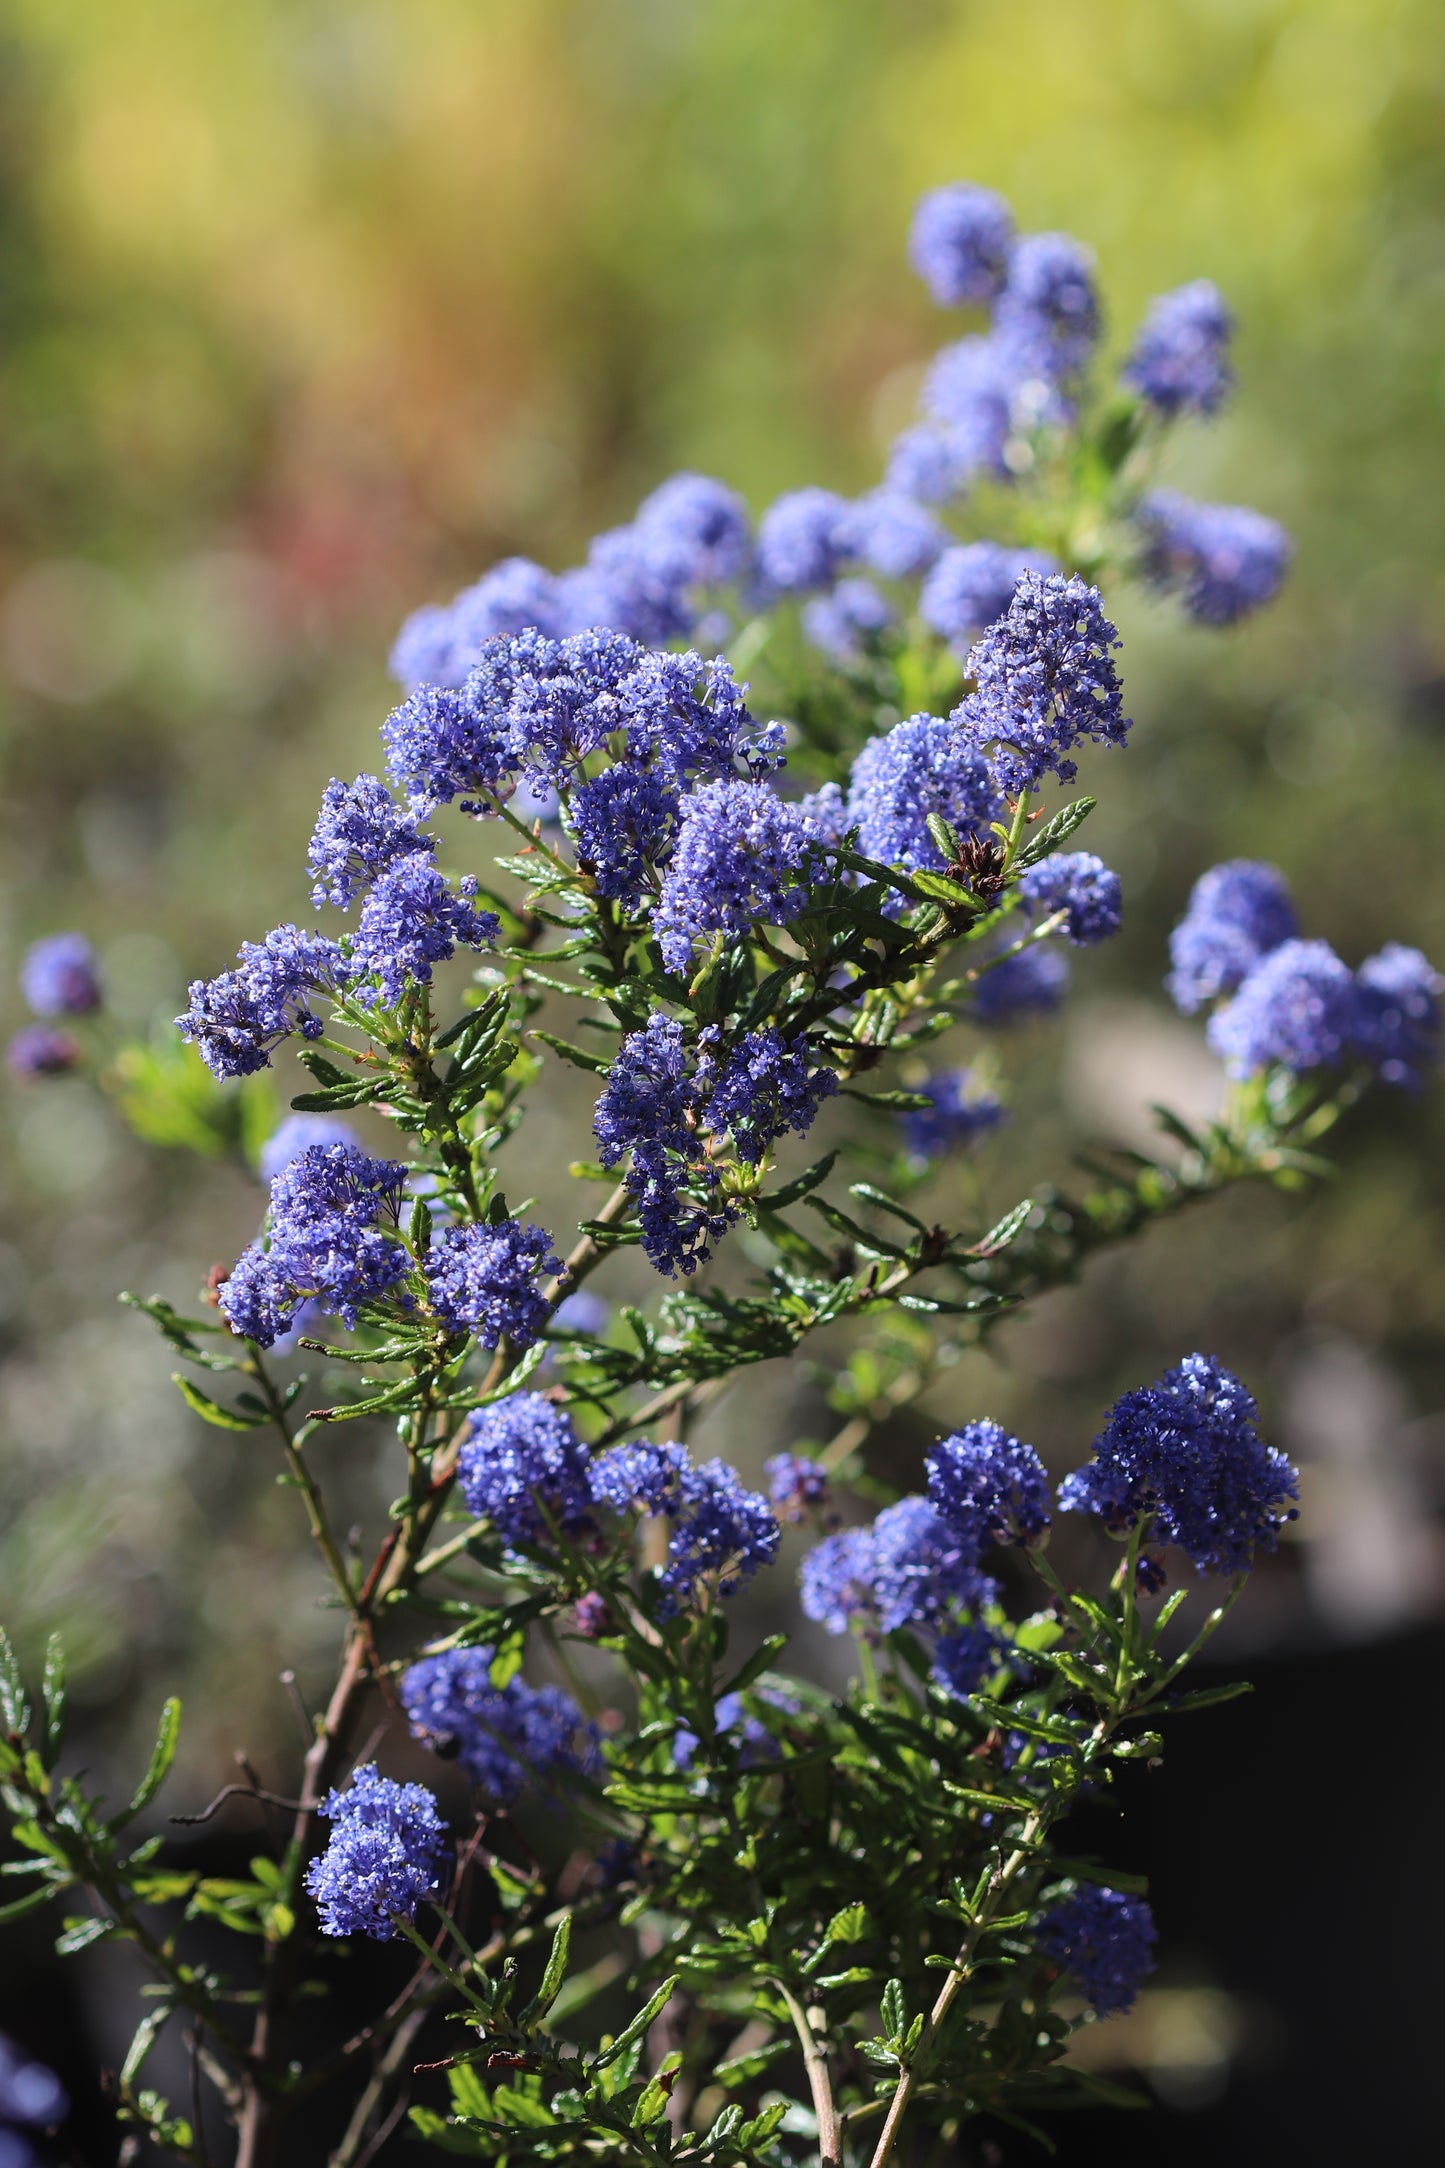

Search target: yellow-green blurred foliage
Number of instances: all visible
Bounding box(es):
[2,0,1443,1761]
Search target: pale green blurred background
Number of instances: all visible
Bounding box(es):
[2,0,1445,2130]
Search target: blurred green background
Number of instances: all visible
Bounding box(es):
[1,0,1443,2134]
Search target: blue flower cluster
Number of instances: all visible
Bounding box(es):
[457,1392,594,1547]
[1168,860,1442,1088]
[1122,280,1234,418]
[20,932,101,1017]
[900,1068,1005,1161]
[424,1218,560,1348]
[589,1439,778,1612]
[920,541,1059,653]
[800,1492,998,1641]
[971,940,1070,1025]
[908,182,1014,308]
[1036,1886,1158,2016]
[593,1014,834,1275]
[764,1454,832,1522]
[401,1647,596,1808]
[258,1111,362,1186]
[845,711,1003,892]
[390,478,754,692]
[179,925,347,1079]
[926,1420,1052,1547]
[221,1142,408,1346]
[306,1764,448,1940]
[956,571,1129,795]
[0,2033,67,2162]
[1135,491,1292,626]
[1058,1353,1299,1579]
[1019,851,1122,945]
[652,779,826,973]
[672,1682,799,1772]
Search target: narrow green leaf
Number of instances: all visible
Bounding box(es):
[114,1698,182,1829]
[290,1078,388,1111]
[754,1151,838,1211]
[56,1913,115,1955]
[968,1197,1034,1256]
[171,1375,267,1431]
[41,1636,66,1770]
[520,1913,572,2026]
[591,1976,677,2069]
[0,1882,61,1924]
[530,1031,610,1075]
[1163,1679,1253,1716]
[0,1624,31,1739]
[1013,795,1096,870]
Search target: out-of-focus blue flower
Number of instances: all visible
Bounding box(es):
[1166,860,1298,1014]
[1019,851,1122,945]
[1036,1886,1157,2015]
[401,1649,597,1807]
[21,932,101,1017]
[1136,491,1292,626]
[900,1069,1005,1160]
[908,181,1014,307]
[1122,280,1233,417]
[1207,937,1356,1077]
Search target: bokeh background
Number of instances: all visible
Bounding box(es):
[2,0,1444,2160]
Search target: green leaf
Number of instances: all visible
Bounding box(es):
[520,1913,571,2026]
[530,1031,610,1075]
[40,1636,66,1770]
[591,1977,677,2070]
[712,2037,789,2089]
[969,1196,1034,1256]
[1013,795,1097,870]
[754,1151,838,1211]
[1163,1679,1253,1716]
[121,2007,172,2087]
[717,1634,788,1702]
[172,1374,268,1430]
[925,811,962,863]
[290,1077,390,1111]
[114,1698,182,1829]
[881,1977,907,2045]
[0,1883,61,1925]
[0,1624,31,1739]
[56,1913,116,1955]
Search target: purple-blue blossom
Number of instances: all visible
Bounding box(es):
[765,1454,832,1522]
[424,1218,560,1348]
[1019,851,1122,945]
[1136,491,1292,626]
[1036,1887,1157,2016]
[1349,942,1443,1089]
[870,1496,996,1634]
[839,490,947,580]
[457,1392,593,1547]
[308,774,434,908]
[908,181,1013,307]
[635,472,753,589]
[221,1142,410,1346]
[798,1527,878,1637]
[920,542,1059,651]
[927,1420,1052,1548]
[994,232,1101,388]
[401,1648,596,1807]
[305,1764,448,1940]
[6,1024,78,1078]
[900,1069,1005,1160]
[755,488,854,595]
[1166,860,1298,1014]
[566,766,679,904]
[582,525,695,646]
[651,778,823,973]
[1206,937,1356,1078]
[931,1622,1005,1700]
[590,1440,778,1611]
[593,1016,737,1277]
[352,855,498,1007]
[885,423,975,506]
[21,932,101,1017]
[178,925,350,1079]
[704,1026,837,1166]
[845,712,1003,892]
[382,680,516,815]
[0,2034,67,2146]
[258,1112,362,1187]
[1122,280,1234,418]
[970,941,1070,1024]
[956,571,1129,795]
[801,579,894,664]
[1058,1353,1299,1579]
[920,336,1018,474]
